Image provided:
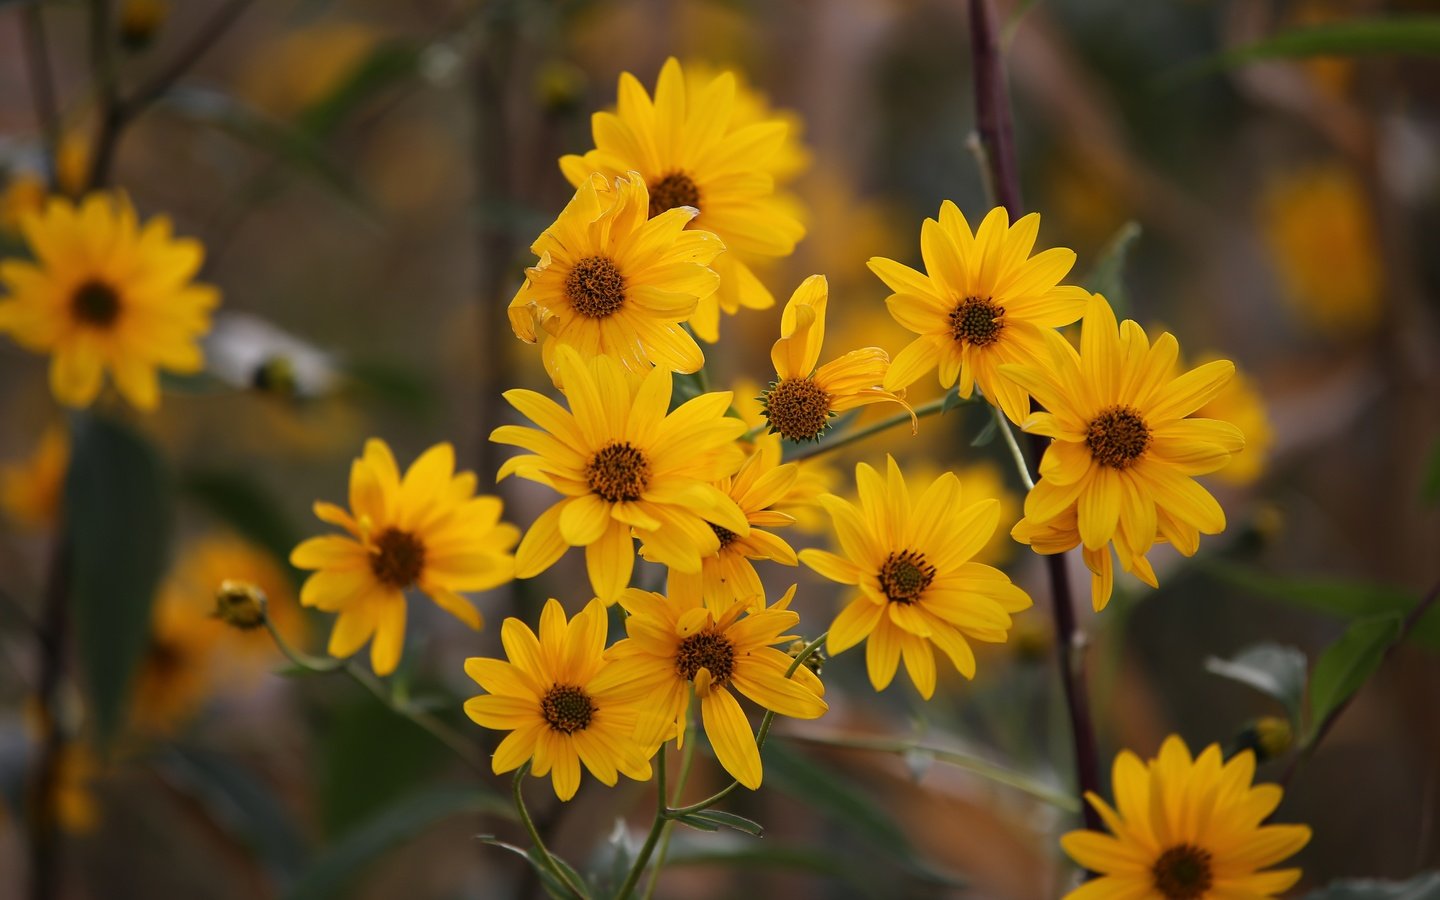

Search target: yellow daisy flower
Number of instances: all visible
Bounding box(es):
[607,583,827,789]
[661,435,800,611]
[1002,296,1244,611]
[509,171,724,380]
[1,424,69,529]
[799,456,1032,699]
[492,345,748,603]
[758,274,910,444]
[291,439,518,676]
[463,598,651,801]
[0,193,219,410]
[1061,736,1311,900]
[870,204,1089,424]
[559,58,805,343]
[1195,355,1273,487]
[731,377,837,533]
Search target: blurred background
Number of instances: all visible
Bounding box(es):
[1,0,1438,897]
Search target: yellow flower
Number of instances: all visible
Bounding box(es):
[509,171,723,380]
[731,377,837,533]
[492,346,748,603]
[660,435,800,611]
[1,425,68,529]
[1260,164,1381,337]
[559,58,805,343]
[56,132,91,198]
[799,457,1032,699]
[291,439,518,676]
[1003,296,1244,612]
[871,204,1089,424]
[1061,736,1311,900]
[685,62,810,186]
[0,193,218,410]
[608,583,826,789]
[237,21,378,119]
[1194,355,1273,487]
[463,598,651,801]
[1,173,47,233]
[119,0,168,49]
[53,743,101,835]
[133,534,305,733]
[758,274,910,444]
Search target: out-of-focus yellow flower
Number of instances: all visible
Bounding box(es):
[1,173,47,233]
[560,58,806,343]
[872,205,1090,424]
[132,534,304,734]
[1194,356,1273,486]
[1260,164,1381,337]
[55,132,91,198]
[291,440,518,676]
[660,435,799,611]
[1005,297,1243,612]
[119,0,168,50]
[0,193,218,410]
[1,425,68,529]
[463,598,652,801]
[509,172,723,381]
[609,582,826,789]
[52,743,101,834]
[492,347,747,603]
[684,61,810,186]
[758,275,910,443]
[237,21,379,119]
[1060,736,1310,899]
[800,456,1032,699]
[1290,0,1357,98]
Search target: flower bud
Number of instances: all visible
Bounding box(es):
[213,579,268,630]
[786,639,825,676]
[119,0,168,51]
[1234,715,1294,763]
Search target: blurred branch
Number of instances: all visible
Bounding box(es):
[966,0,1102,834]
[88,0,256,189]
[1281,575,1440,788]
[20,1,62,186]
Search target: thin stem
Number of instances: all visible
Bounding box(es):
[262,615,488,775]
[642,706,696,899]
[785,396,964,463]
[967,0,1103,832]
[615,752,668,900]
[513,764,588,899]
[21,0,62,186]
[1280,575,1440,788]
[992,402,1034,491]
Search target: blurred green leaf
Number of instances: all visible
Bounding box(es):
[970,416,998,447]
[342,358,438,418]
[65,413,174,742]
[1306,613,1402,743]
[1082,221,1142,314]
[940,384,966,415]
[1168,17,1440,83]
[669,370,708,410]
[297,42,422,137]
[478,837,588,899]
[672,809,765,837]
[1201,562,1439,648]
[1422,436,1440,505]
[181,469,302,576]
[289,786,510,900]
[1204,642,1308,722]
[1303,872,1440,899]
[157,746,309,884]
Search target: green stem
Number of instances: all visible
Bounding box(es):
[785,396,966,463]
[992,402,1035,490]
[263,616,487,775]
[513,764,588,899]
[615,750,668,899]
[642,707,696,899]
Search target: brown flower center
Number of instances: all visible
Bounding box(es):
[948,296,1005,346]
[1086,405,1152,469]
[878,549,935,604]
[70,279,122,328]
[762,377,834,443]
[370,527,425,588]
[585,442,651,502]
[648,170,702,218]
[565,256,626,319]
[710,523,739,550]
[675,629,737,686]
[1152,844,1213,900]
[540,684,595,734]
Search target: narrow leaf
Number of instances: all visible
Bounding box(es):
[1306,614,1403,743]
[1167,17,1440,84]
[1302,871,1440,899]
[673,809,765,837]
[1204,643,1308,721]
[1082,221,1141,313]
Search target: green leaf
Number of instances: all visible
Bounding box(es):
[181,469,302,576]
[1201,562,1440,648]
[477,838,589,900]
[343,358,438,418]
[65,413,174,741]
[940,384,966,415]
[1168,17,1440,83]
[669,370,708,410]
[288,787,509,900]
[1204,643,1308,722]
[1303,872,1440,899]
[1082,221,1142,313]
[970,416,998,447]
[1422,436,1440,505]
[1306,614,1403,743]
[672,809,765,837]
